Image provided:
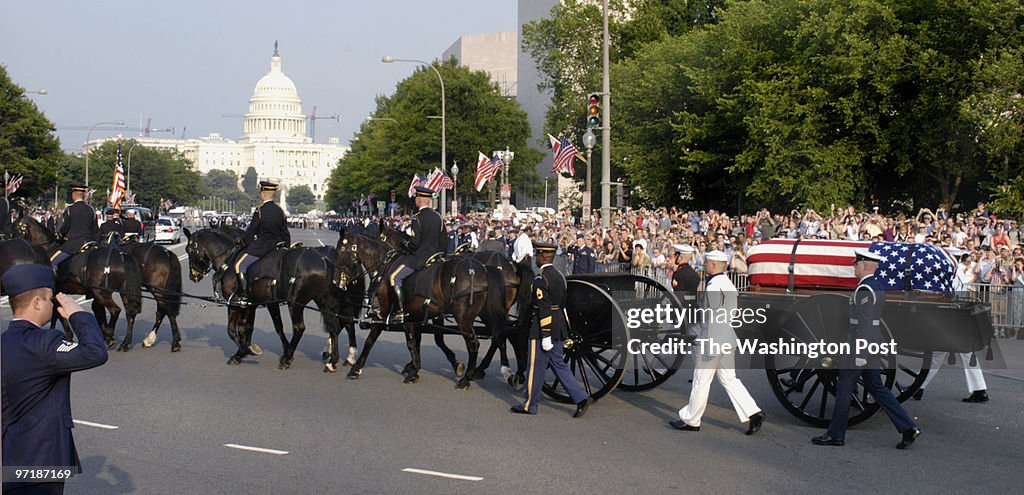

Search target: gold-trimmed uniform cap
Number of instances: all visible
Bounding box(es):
[69,183,87,193]
[259,181,279,192]
[853,249,883,264]
[414,185,435,198]
[534,242,557,255]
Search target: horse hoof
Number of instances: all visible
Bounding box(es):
[401,363,414,376]
[278,361,291,370]
[141,342,152,349]
[116,345,129,353]
[468,368,486,380]
[227,357,241,365]
[324,362,338,373]
[455,361,465,378]
[508,375,525,390]
[171,343,181,353]
[456,379,471,390]
[105,340,117,349]
[347,368,362,379]
[248,344,263,356]
[403,374,419,384]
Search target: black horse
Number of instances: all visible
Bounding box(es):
[378,227,532,385]
[121,239,184,352]
[334,229,501,389]
[14,217,142,351]
[184,227,357,370]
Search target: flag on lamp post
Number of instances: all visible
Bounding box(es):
[474,152,500,192]
[548,134,579,175]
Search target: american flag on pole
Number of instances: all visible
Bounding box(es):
[407,174,423,198]
[424,168,453,191]
[746,239,956,292]
[108,144,127,208]
[548,134,578,175]
[436,170,454,190]
[474,151,500,192]
[5,174,23,195]
[124,191,136,205]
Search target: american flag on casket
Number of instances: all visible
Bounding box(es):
[746,239,956,292]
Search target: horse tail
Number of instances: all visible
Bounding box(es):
[121,252,144,317]
[484,265,508,323]
[513,259,534,317]
[165,248,183,317]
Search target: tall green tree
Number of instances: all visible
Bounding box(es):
[241,166,259,199]
[0,65,62,199]
[326,59,542,212]
[287,185,315,214]
[76,140,204,209]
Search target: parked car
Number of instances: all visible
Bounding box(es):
[154,217,182,244]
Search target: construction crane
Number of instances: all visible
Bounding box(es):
[142,118,175,137]
[308,106,339,142]
[59,125,174,135]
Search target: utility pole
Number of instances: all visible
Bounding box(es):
[600,0,612,229]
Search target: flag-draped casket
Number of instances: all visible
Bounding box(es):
[745,239,957,291]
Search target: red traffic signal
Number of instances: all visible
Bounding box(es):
[587,93,601,128]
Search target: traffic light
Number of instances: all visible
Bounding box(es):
[621,184,632,208]
[587,93,601,128]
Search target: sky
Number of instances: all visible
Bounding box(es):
[1,0,518,150]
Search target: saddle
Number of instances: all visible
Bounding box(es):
[403,262,444,301]
[79,241,98,253]
[452,242,475,256]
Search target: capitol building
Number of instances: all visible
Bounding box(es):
[89,44,347,208]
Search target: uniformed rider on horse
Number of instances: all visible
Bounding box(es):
[231,180,290,296]
[98,207,125,244]
[384,185,447,324]
[50,184,99,271]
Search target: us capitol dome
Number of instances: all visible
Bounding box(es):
[89,42,347,208]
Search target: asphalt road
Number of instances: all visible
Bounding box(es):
[4,227,1022,494]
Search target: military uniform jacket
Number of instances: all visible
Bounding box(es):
[121,218,143,236]
[571,245,597,274]
[57,201,98,253]
[698,273,739,354]
[98,218,125,241]
[2,313,108,488]
[672,264,701,301]
[849,275,886,363]
[243,200,290,257]
[400,206,446,270]
[530,264,568,341]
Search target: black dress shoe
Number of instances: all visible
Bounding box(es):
[897,427,921,449]
[963,390,989,403]
[573,397,593,418]
[811,434,844,446]
[746,412,765,435]
[510,405,534,415]
[912,389,924,400]
[669,420,700,431]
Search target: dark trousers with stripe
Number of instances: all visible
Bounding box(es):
[522,339,588,413]
[826,367,917,440]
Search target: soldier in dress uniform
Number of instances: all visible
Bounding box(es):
[97,208,125,244]
[671,250,765,434]
[1,264,109,495]
[386,186,447,324]
[121,209,143,239]
[234,181,289,294]
[570,234,597,274]
[511,242,593,417]
[671,244,700,293]
[812,249,922,448]
[50,184,98,271]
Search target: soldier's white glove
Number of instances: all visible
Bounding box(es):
[855,358,867,367]
[542,337,553,352]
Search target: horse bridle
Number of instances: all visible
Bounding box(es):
[336,236,398,288]
[188,238,232,278]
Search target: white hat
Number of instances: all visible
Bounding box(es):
[852,249,883,264]
[705,250,728,262]
[672,244,694,254]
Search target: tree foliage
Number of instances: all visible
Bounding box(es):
[0,65,62,199]
[287,185,315,214]
[202,169,249,208]
[69,141,204,210]
[527,0,1024,213]
[241,166,259,199]
[326,59,542,212]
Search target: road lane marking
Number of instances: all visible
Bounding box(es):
[402,468,482,481]
[74,419,119,429]
[224,444,289,455]
[178,254,189,261]
[317,238,325,247]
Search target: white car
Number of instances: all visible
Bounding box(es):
[154,217,182,244]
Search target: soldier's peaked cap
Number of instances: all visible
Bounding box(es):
[853,249,883,264]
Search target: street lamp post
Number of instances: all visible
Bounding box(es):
[450,161,459,215]
[126,142,139,198]
[582,128,596,227]
[84,120,125,187]
[24,89,48,95]
[382,55,447,217]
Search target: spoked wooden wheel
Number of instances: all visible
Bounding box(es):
[616,276,687,391]
[764,294,898,427]
[542,280,628,403]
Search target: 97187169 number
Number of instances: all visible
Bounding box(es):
[3,467,74,482]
